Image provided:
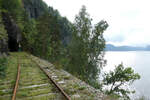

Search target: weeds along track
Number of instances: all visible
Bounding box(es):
[0,53,19,100]
[0,52,70,100]
[0,52,103,100]
[15,53,70,100]
[29,56,71,100]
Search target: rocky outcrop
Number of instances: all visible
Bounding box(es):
[22,0,48,18]
[22,0,72,46]
[2,12,21,52]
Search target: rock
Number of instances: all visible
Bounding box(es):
[1,12,22,52]
[58,81,65,84]
[23,0,48,19]
[72,94,80,98]
[52,76,57,78]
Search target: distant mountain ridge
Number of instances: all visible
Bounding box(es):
[105,44,150,51]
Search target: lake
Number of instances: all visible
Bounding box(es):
[103,51,150,99]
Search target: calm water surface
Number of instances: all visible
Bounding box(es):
[103,51,150,98]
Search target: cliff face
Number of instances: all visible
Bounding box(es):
[0,0,72,54]
[2,12,21,52]
[22,0,72,45]
[22,0,48,18]
[0,10,22,55]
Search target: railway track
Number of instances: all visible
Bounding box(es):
[0,52,104,100]
[11,53,71,100]
[11,58,20,100]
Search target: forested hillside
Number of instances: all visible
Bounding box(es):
[0,0,142,99]
[0,0,107,88]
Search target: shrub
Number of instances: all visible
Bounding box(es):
[103,63,140,100]
[0,57,8,78]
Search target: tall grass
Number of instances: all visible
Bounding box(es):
[0,57,8,78]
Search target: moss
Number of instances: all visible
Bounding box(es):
[78,86,86,91]
[63,75,70,80]
[12,52,64,99]
[0,52,64,100]
[16,91,28,97]
[0,90,5,95]
[0,53,18,100]
[104,94,119,100]
[27,93,58,100]
[0,96,11,100]
[63,85,77,95]
[28,88,52,96]
[31,54,103,100]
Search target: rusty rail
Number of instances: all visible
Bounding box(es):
[11,55,71,100]
[31,57,71,100]
[12,58,20,100]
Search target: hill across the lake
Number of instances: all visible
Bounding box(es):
[105,44,150,51]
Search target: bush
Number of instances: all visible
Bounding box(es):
[0,57,8,78]
[103,63,140,100]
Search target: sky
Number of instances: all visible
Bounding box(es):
[43,0,150,47]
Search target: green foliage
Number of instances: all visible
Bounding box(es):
[103,63,141,100]
[0,57,8,78]
[58,17,73,46]
[1,0,24,33]
[1,0,22,11]
[1,0,73,59]
[20,0,73,64]
[0,13,7,40]
[35,13,62,61]
[67,6,108,86]
[0,0,2,9]
[1,0,23,19]
[21,18,38,52]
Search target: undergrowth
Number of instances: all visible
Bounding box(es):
[0,57,8,78]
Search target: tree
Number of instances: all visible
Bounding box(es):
[36,13,53,58]
[58,17,73,46]
[0,0,2,9]
[68,6,92,76]
[68,6,108,86]
[103,63,140,99]
[21,18,38,53]
[36,13,62,61]
[1,0,25,34]
[1,0,23,19]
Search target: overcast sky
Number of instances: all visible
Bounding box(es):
[43,0,150,47]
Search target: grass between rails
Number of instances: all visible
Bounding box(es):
[30,54,101,100]
[15,52,65,100]
[1,52,105,100]
[0,52,18,100]
[0,52,65,100]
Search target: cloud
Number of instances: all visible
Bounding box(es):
[43,0,150,46]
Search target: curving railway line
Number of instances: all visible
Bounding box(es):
[0,52,102,100]
[10,53,71,100]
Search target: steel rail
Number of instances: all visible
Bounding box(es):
[31,57,71,100]
[12,58,21,100]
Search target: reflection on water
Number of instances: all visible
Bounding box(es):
[103,51,150,98]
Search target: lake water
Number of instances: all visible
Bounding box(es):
[103,51,150,99]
